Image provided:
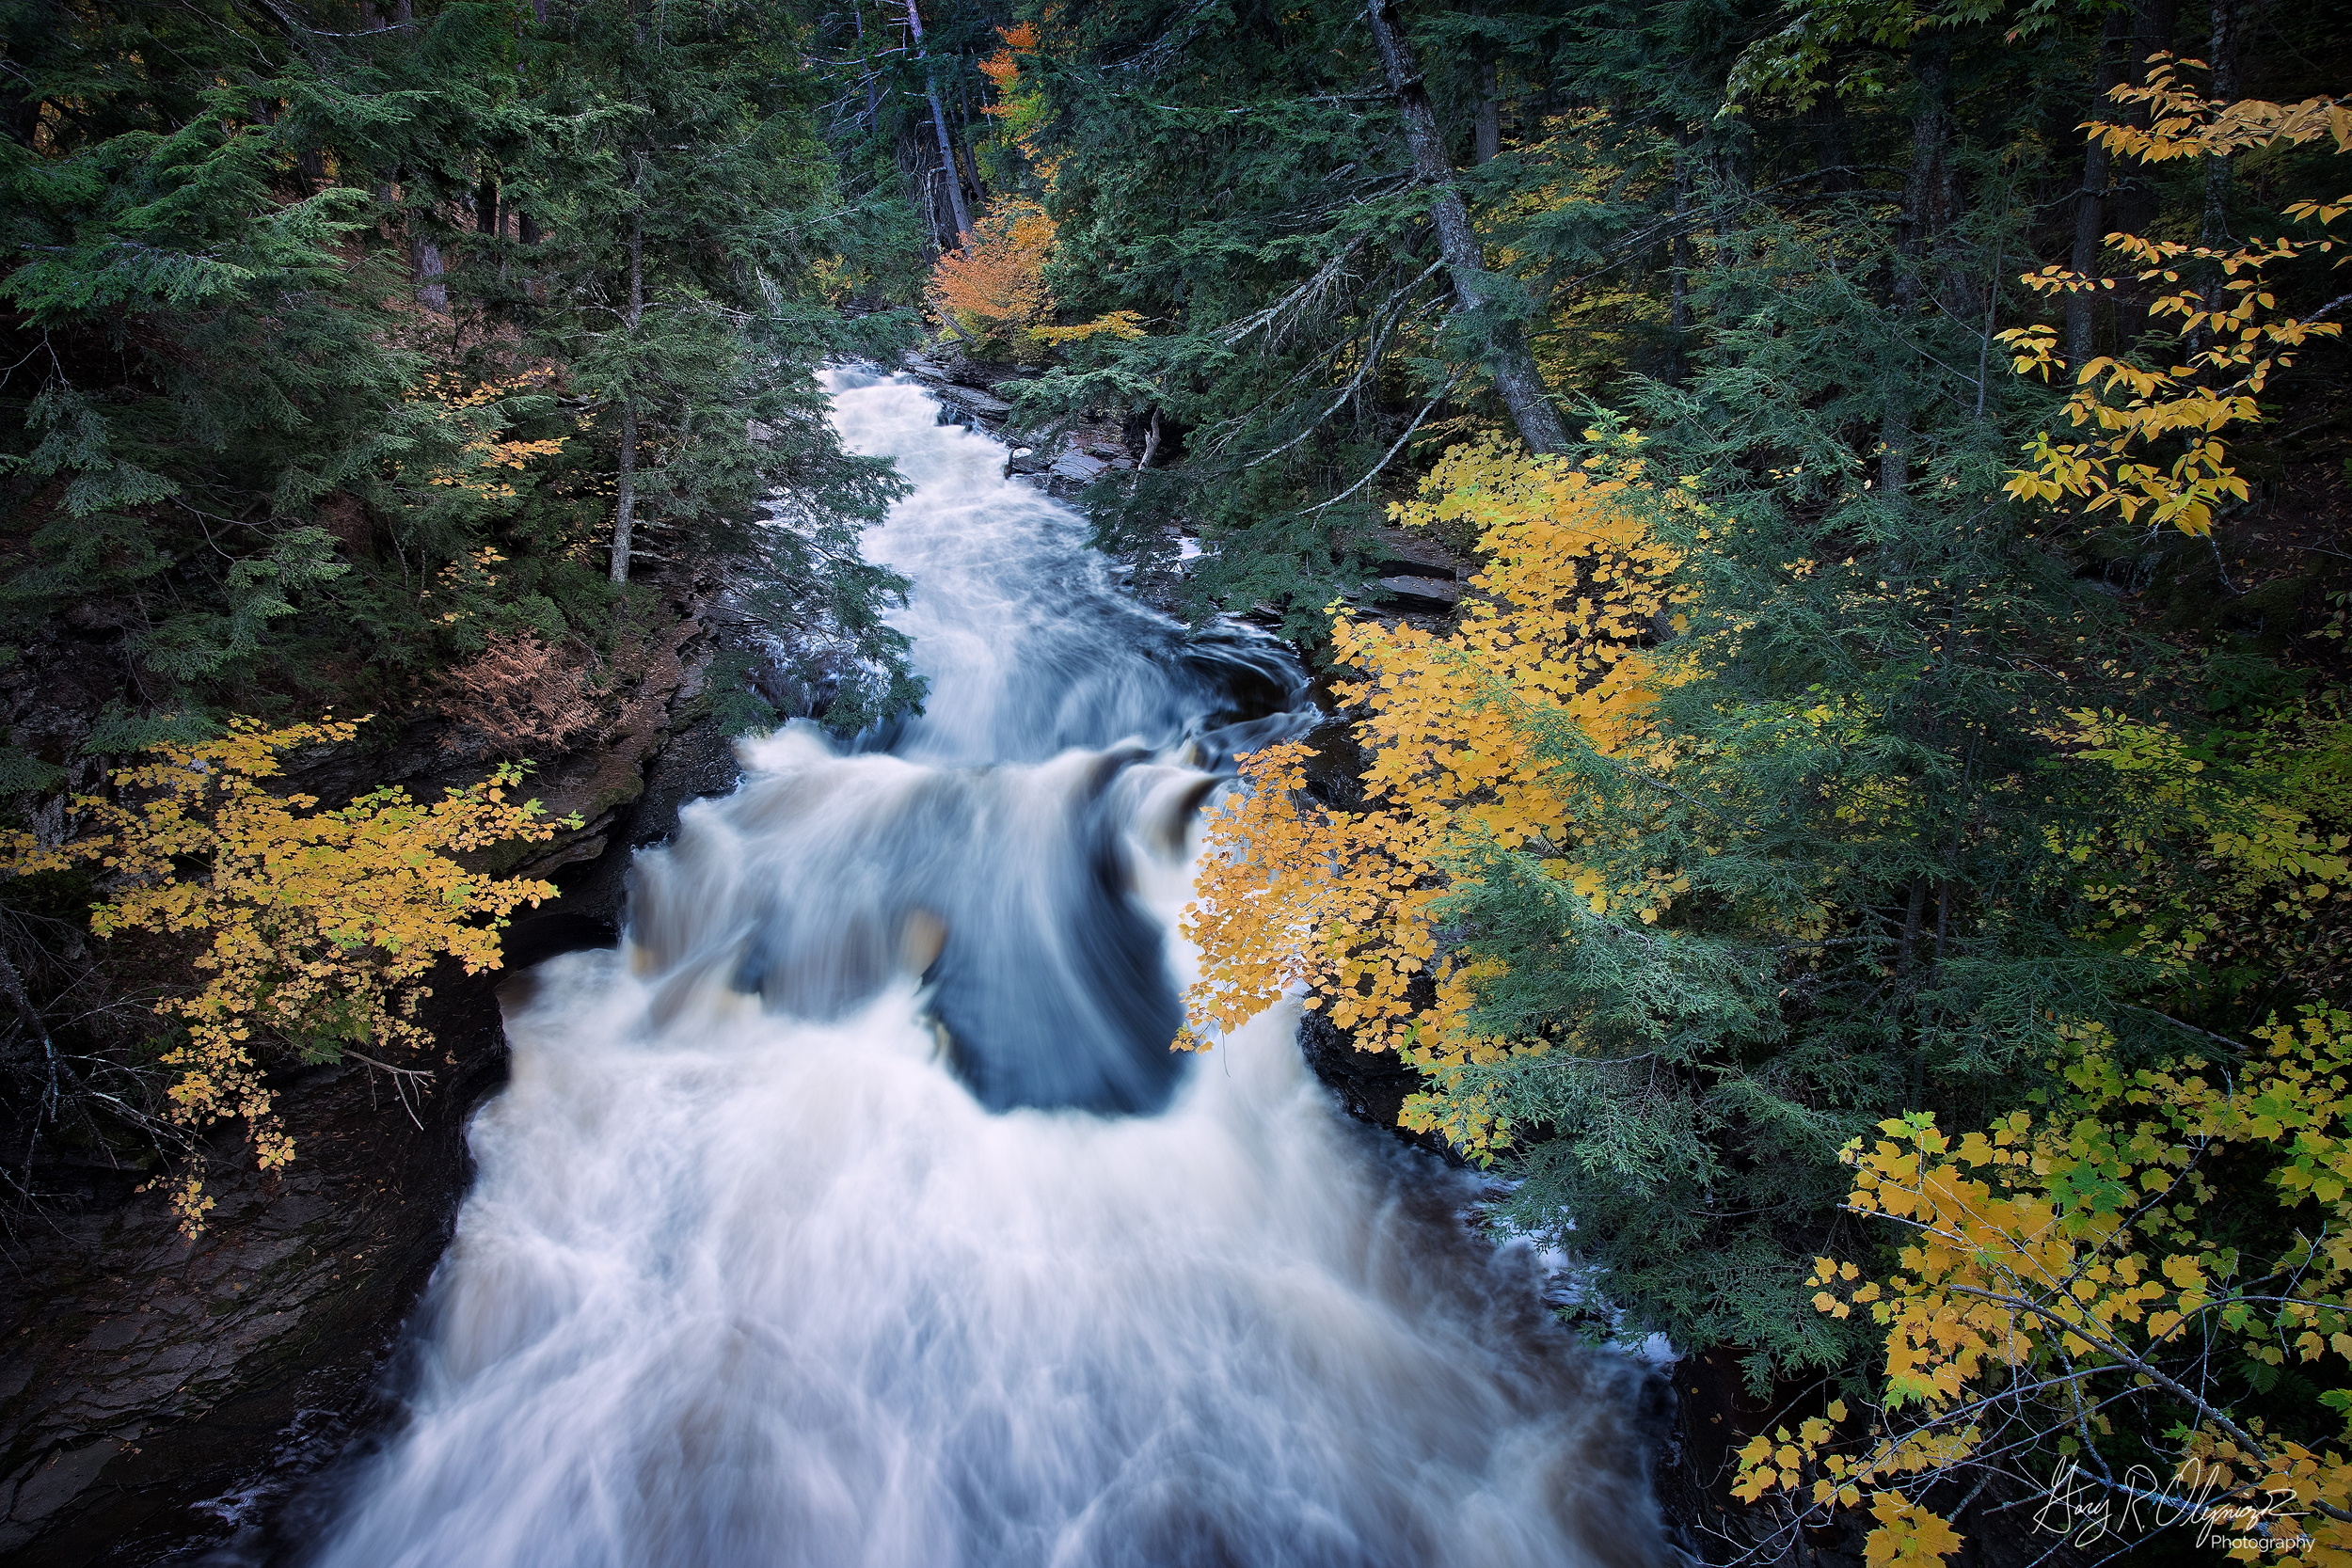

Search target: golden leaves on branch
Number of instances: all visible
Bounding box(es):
[0,716,572,1233]
[1737,1008,2352,1562]
[404,371,568,508]
[1179,435,1692,1152]
[1999,58,2348,536]
[2092,55,2350,166]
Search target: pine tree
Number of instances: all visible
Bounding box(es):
[0,0,930,751]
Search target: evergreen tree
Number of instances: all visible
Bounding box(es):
[0,0,930,763]
[1118,0,2352,1404]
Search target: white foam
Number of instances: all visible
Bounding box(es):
[307,372,1666,1568]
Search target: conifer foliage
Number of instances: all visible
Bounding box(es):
[0,0,927,1221]
[0,0,924,757]
[1044,0,2352,1556]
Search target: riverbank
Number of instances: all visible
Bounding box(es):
[11,360,1689,1567]
[0,579,743,1562]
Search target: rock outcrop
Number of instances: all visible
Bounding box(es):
[0,597,743,1566]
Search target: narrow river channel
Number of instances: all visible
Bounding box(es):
[291,368,1672,1568]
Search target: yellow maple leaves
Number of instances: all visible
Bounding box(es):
[1,716,570,1232]
[1178,434,1691,1151]
[405,371,569,507]
[1863,1493,1966,1568]
[1740,1008,2352,1561]
[2000,57,2348,535]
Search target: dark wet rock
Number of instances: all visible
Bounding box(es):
[1048,450,1108,483]
[1375,575,1464,609]
[898,348,950,381]
[1295,1009,1461,1167]
[0,594,739,1565]
[0,958,507,1565]
[1363,527,1463,582]
[1296,716,1369,813]
[932,385,1013,424]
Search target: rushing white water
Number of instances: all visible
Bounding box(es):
[296,372,1670,1568]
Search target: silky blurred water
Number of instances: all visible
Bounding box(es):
[295,372,1670,1568]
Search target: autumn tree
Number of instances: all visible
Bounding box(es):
[929,199,1058,358]
[2000,58,2350,535]
[1,718,573,1231]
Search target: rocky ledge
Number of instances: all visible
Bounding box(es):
[0,596,745,1566]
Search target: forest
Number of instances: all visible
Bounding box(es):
[4,0,2351,1560]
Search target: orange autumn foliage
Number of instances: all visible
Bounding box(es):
[978,23,1036,103]
[929,199,1057,356]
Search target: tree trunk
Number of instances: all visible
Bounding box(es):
[2201,0,2241,248]
[610,201,644,586]
[1668,127,1693,385]
[2106,0,2180,349]
[904,0,973,243]
[1813,95,1856,196]
[1364,0,1567,455]
[1883,40,1954,503]
[926,79,970,239]
[920,164,956,254]
[516,211,543,301]
[852,0,880,128]
[955,76,988,202]
[476,175,499,235]
[1473,54,1501,165]
[612,404,640,586]
[413,238,448,312]
[2195,0,2244,362]
[2065,7,2137,370]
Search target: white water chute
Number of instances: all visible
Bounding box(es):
[299,372,1671,1568]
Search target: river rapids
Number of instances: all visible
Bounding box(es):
[284,369,1673,1568]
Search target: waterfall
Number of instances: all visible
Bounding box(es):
[292,370,1671,1568]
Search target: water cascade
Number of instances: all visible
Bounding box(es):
[294,370,1671,1568]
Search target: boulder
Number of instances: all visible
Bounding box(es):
[1376,576,1464,610]
[1048,450,1108,482]
[1363,527,1464,580]
[933,385,1013,421]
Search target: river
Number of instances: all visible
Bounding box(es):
[282,368,1671,1567]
